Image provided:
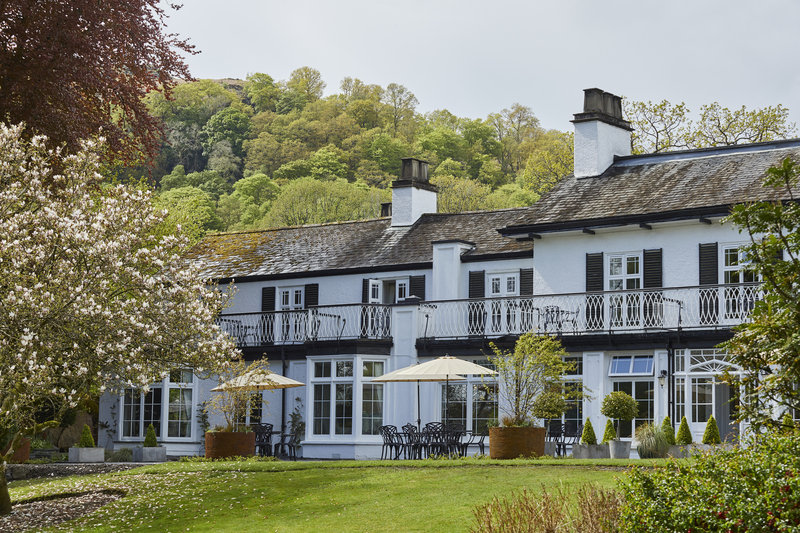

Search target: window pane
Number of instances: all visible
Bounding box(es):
[725,248,738,267]
[362,384,383,435]
[167,388,192,438]
[313,384,330,435]
[362,361,384,378]
[626,256,640,275]
[314,361,331,378]
[632,356,653,374]
[609,279,623,290]
[609,257,622,276]
[610,356,631,374]
[294,289,303,307]
[335,384,353,435]
[123,389,141,438]
[442,384,467,430]
[472,384,497,434]
[143,388,162,436]
[506,277,516,294]
[565,356,583,376]
[336,360,353,377]
[491,277,501,295]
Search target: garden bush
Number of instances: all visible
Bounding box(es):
[77,424,95,448]
[660,416,676,446]
[601,420,616,444]
[781,412,797,435]
[619,433,800,532]
[600,391,638,439]
[675,416,692,445]
[472,484,621,533]
[580,419,597,445]
[635,423,669,459]
[702,415,721,445]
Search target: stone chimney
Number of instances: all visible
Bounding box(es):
[391,157,437,226]
[571,88,632,178]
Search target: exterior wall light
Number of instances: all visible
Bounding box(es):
[657,370,668,387]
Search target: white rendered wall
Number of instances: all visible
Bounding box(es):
[573,120,631,178]
[391,186,437,226]
[532,220,747,294]
[432,242,474,300]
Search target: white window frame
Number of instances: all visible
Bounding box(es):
[611,378,655,439]
[118,369,196,443]
[440,359,498,433]
[606,252,643,328]
[608,355,655,377]
[486,272,520,334]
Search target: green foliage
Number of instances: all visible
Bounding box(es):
[619,433,800,532]
[531,391,568,421]
[660,416,676,446]
[601,420,616,444]
[702,415,721,445]
[580,419,597,445]
[156,186,224,240]
[600,391,638,438]
[244,73,279,113]
[144,424,158,447]
[432,174,494,213]
[781,412,797,435]
[723,157,800,431]
[675,416,692,446]
[105,447,133,462]
[488,334,578,427]
[77,424,95,448]
[201,107,252,158]
[635,423,670,459]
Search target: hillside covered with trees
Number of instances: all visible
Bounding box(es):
[142,67,573,235]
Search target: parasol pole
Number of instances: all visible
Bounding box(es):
[416,380,421,431]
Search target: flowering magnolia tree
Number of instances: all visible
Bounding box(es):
[0,124,240,514]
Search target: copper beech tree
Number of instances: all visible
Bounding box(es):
[0,125,240,514]
[0,1,194,162]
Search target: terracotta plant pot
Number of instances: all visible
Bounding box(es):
[489,426,545,459]
[1,437,31,464]
[204,431,255,459]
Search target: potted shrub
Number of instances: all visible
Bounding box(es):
[204,359,269,459]
[133,424,167,462]
[670,415,693,458]
[601,419,616,444]
[68,424,104,463]
[600,391,638,459]
[699,415,722,451]
[532,391,567,457]
[572,419,609,459]
[487,334,581,459]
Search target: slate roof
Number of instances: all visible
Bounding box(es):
[191,208,532,280]
[503,139,800,234]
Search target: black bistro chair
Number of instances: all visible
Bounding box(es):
[253,423,274,457]
[379,425,403,460]
[562,420,583,456]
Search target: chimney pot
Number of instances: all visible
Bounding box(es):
[380,202,392,217]
[572,88,632,178]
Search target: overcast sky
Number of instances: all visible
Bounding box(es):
[164,1,800,131]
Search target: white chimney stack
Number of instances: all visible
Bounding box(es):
[390,158,437,226]
[572,88,632,178]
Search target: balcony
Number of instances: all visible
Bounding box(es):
[417,284,761,340]
[218,304,392,347]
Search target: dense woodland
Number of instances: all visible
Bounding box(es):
[139,67,573,236]
[132,67,796,238]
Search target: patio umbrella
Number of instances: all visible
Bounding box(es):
[374,356,497,429]
[211,369,304,391]
[372,368,466,430]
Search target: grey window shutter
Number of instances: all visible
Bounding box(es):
[261,287,276,312]
[643,249,663,288]
[698,243,718,324]
[467,271,486,334]
[520,268,533,296]
[409,275,425,300]
[304,283,319,307]
[585,253,603,291]
[699,243,719,285]
[362,279,370,303]
[468,271,485,299]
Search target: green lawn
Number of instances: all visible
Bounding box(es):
[8,458,665,532]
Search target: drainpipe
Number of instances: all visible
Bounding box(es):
[281,346,286,435]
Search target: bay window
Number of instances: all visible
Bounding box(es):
[120,369,193,441]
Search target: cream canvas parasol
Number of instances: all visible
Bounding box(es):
[211,369,304,391]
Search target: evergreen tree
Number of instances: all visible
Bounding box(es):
[601,419,616,444]
[78,425,95,448]
[661,416,676,445]
[143,424,158,447]
[676,416,693,446]
[702,416,721,445]
[580,419,597,445]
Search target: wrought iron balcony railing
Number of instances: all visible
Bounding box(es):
[417,283,761,340]
[218,304,392,347]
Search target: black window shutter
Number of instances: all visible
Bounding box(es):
[643,249,663,289]
[520,268,533,296]
[261,287,276,312]
[259,287,276,345]
[362,279,370,303]
[699,243,719,285]
[698,243,719,324]
[467,271,486,334]
[468,271,485,299]
[409,275,425,300]
[304,283,319,308]
[585,253,603,291]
